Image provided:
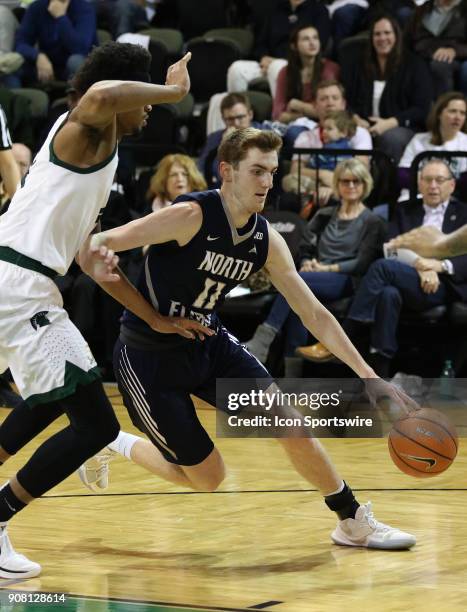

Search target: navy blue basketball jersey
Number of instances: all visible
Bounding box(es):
[122,189,269,343]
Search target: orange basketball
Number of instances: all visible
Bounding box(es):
[388,408,458,478]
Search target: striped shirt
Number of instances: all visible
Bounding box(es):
[0,105,12,151]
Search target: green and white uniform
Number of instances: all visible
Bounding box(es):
[0,112,118,406]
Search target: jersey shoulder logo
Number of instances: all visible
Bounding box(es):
[207,235,220,241]
[30,311,51,330]
[254,232,263,240]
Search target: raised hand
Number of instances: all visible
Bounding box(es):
[166,52,191,99]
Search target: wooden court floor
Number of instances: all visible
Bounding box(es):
[0,384,466,612]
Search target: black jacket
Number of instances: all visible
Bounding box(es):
[254,0,331,60]
[389,198,467,301]
[342,49,433,130]
[405,0,467,61]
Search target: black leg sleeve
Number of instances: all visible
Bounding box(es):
[0,400,64,455]
[15,380,120,498]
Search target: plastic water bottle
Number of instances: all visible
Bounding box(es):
[440,359,455,398]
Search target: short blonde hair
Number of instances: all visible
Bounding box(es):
[218,127,282,167]
[148,154,207,201]
[333,158,373,200]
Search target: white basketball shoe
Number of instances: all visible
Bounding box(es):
[0,527,41,578]
[77,448,116,492]
[331,502,416,550]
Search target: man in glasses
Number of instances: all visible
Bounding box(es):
[197,92,261,188]
[298,159,467,376]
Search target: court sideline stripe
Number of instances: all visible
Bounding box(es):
[41,487,467,499]
[63,591,274,612]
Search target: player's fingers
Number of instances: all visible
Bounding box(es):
[174,324,195,340]
[104,249,115,263]
[181,52,191,63]
[105,272,121,283]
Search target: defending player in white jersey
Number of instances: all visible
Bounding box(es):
[0,42,209,578]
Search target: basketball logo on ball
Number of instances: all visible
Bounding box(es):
[388,408,458,478]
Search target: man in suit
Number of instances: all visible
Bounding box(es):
[298,159,467,376]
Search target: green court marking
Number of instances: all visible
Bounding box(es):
[0,592,247,612]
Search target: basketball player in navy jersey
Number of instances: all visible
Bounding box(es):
[81,127,417,550]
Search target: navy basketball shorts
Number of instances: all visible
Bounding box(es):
[113,326,272,466]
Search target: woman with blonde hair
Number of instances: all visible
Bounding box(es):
[247,158,386,375]
[147,153,207,212]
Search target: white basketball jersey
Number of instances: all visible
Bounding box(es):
[0,112,119,275]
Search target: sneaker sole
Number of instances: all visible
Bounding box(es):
[332,531,416,550]
[0,565,41,579]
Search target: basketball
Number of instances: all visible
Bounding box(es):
[388,408,458,478]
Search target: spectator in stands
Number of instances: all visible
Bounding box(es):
[227,0,331,97]
[91,0,149,39]
[405,0,467,98]
[147,153,207,212]
[298,159,467,376]
[283,80,372,207]
[311,110,357,167]
[246,159,385,376]
[0,6,23,83]
[272,25,340,124]
[12,0,97,87]
[282,110,357,211]
[342,14,433,163]
[399,91,467,193]
[198,93,260,187]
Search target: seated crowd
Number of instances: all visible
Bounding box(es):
[0,0,467,406]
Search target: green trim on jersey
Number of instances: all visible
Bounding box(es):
[25,362,102,407]
[49,118,118,174]
[0,246,57,279]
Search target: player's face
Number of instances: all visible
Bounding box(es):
[166,162,190,201]
[418,163,455,207]
[439,99,466,134]
[232,148,278,213]
[315,86,345,119]
[372,18,396,57]
[117,104,151,135]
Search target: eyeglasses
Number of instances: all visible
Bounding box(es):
[223,114,248,124]
[339,178,362,186]
[420,176,452,185]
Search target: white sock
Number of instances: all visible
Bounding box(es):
[108,431,141,460]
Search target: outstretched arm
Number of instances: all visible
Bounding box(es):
[264,228,417,412]
[388,225,467,259]
[73,53,192,130]
[264,228,375,378]
[77,203,212,340]
[88,201,202,252]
